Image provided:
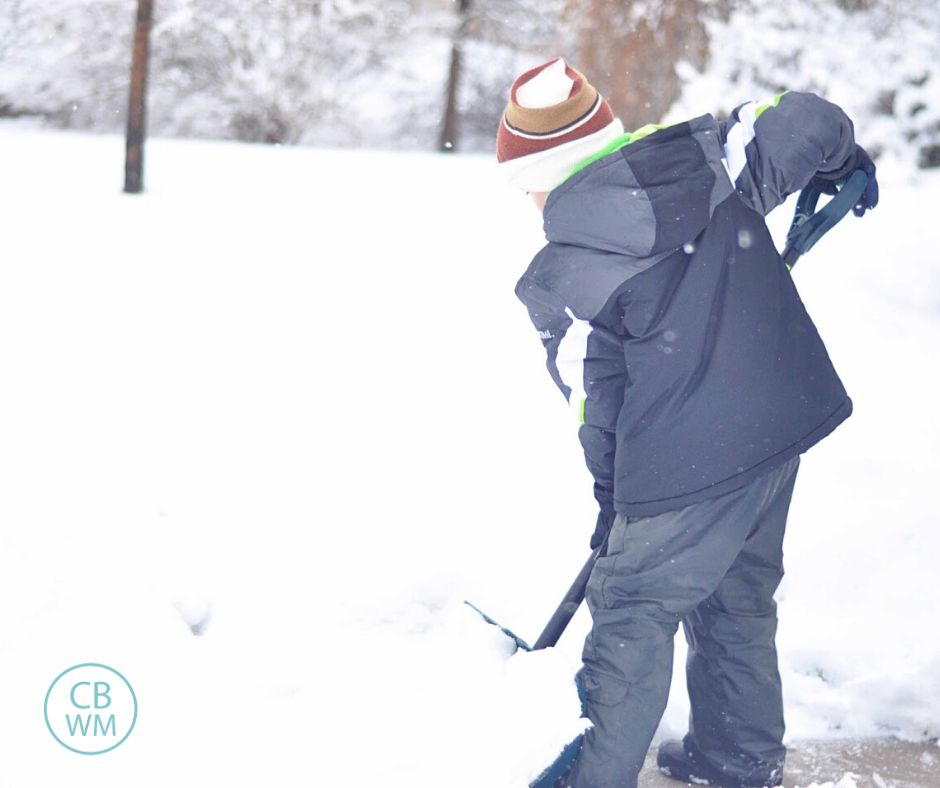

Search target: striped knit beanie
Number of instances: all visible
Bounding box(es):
[497,57,624,192]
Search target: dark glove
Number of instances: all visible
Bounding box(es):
[850,146,879,216]
[812,144,878,217]
[590,507,616,553]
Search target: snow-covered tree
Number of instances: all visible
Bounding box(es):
[0,0,452,146]
[151,0,425,145]
[667,0,940,169]
[0,0,134,128]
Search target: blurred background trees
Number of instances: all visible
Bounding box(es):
[0,0,937,167]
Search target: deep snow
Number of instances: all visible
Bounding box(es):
[0,125,938,787]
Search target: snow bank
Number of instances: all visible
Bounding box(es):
[0,126,938,787]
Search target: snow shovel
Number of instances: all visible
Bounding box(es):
[465,529,610,653]
[782,168,869,269]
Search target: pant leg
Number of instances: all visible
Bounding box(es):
[681,456,799,784]
[562,459,800,788]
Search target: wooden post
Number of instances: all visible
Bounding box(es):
[439,0,470,153]
[124,0,154,194]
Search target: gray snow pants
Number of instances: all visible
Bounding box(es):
[564,456,800,788]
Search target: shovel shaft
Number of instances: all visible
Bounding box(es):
[532,534,608,650]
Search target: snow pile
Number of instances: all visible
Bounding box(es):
[0,126,938,787]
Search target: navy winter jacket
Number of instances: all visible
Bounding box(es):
[515,92,855,526]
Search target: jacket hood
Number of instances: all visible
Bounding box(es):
[541,115,733,258]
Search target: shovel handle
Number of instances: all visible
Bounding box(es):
[782,169,869,268]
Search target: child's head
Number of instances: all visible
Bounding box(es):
[496,57,623,197]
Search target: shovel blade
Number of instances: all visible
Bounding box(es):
[464,600,532,652]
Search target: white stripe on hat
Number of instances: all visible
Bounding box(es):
[498,118,625,193]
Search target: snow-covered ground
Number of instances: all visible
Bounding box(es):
[0,125,938,787]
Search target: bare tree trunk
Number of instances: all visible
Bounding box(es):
[565,0,710,127]
[124,0,154,194]
[439,0,471,153]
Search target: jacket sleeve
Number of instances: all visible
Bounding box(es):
[719,90,858,216]
[515,274,627,542]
